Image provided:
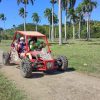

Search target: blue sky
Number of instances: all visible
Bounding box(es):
[0,0,100,29]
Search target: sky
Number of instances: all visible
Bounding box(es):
[0,0,100,29]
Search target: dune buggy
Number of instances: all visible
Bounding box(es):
[2,31,68,78]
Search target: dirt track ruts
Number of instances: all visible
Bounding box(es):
[0,50,100,100]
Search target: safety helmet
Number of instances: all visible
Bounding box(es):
[20,37,24,41]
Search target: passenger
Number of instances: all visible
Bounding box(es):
[18,37,26,57]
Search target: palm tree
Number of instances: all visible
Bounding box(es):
[58,0,76,45]
[13,25,16,31]
[62,0,68,41]
[62,0,76,41]
[0,13,6,30]
[82,0,97,40]
[19,7,24,18]
[53,13,58,39]
[76,3,84,39]
[32,13,40,31]
[58,0,62,45]
[19,7,28,30]
[17,0,34,31]
[0,28,3,42]
[68,8,78,40]
[0,13,6,41]
[50,0,57,42]
[44,8,52,40]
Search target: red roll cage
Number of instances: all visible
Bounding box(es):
[12,31,51,53]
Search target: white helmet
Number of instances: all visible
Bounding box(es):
[20,37,24,41]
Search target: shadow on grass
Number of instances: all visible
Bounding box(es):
[50,42,75,46]
[88,43,100,45]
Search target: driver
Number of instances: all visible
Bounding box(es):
[29,37,41,51]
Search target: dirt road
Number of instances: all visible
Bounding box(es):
[0,51,100,100]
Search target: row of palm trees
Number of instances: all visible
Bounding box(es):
[19,7,40,31]
[0,0,98,45]
[59,0,97,43]
[17,0,35,31]
[79,0,97,40]
[75,0,97,41]
[18,0,58,42]
[44,8,58,40]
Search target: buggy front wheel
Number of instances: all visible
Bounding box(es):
[56,56,68,71]
[20,58,32,78]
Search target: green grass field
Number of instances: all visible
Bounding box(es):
[0,38,100,100]
[0,40,26,100]
[0,73,26,100]
[51,39,100,77]
[0,38,100,77]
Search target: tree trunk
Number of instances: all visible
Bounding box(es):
[73,21,75,40]
[78,20,81,39]
[55,27,57,39]
[49,25,51,40]
[36,23,37,31]
[0,32,1,42]
[86,14,89,40]
[24,4,26,31]
[58,0,62,45]
[64,11,67,41]
[4,20,5,34]
[4,20,5,30]
[51,3,54,42]
[88,13,91,39]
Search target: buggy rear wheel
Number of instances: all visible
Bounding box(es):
[20,58,32,78]
[2,52,10,65]
[56,56,68,71]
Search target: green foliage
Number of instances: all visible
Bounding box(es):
[19,7,27,18]
[17,0,34,5]
[32,13,40,24]
[62,0,76,10]
[90,21,100,38]
[17,23,35,31]
[53,13,58,25]
[50,0,57,4]
[0,13,6,21]
[0,20,100,41]
[68,8,78,23]
[82,0,97,13]
[44,8,52,25]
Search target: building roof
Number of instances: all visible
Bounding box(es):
[16,31,46,37]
